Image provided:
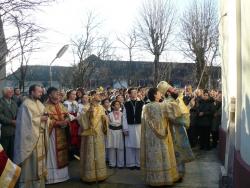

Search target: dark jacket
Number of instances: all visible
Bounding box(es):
[12,95,23,107]
[212,101,222,131]
[0,98,18,136]
[124,100,144,124]
[196,98,213,127]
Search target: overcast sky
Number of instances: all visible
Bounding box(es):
[7,0,199,73]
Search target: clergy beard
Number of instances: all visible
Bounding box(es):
[30,95,40,100]
[159,96,164,103]
[170,92,179,100]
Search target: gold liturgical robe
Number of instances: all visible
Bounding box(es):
[78,104,108,182]
[0,144,21,188]
[141,102,179,186]
[45,101,69,168]
[14,98,49,188]
[164,97,195,178]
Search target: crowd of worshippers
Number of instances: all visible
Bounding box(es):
[0,83,222,187]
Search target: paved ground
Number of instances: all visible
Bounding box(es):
[46,147,220,188]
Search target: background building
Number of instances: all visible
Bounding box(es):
[7,55,221,92]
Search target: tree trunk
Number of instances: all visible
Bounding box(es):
[19,66,26,93]
[19,80,25,93]
[154,54,160,86]
[0,15,7,80]
[128,49,132,86]
[196,57,208,89]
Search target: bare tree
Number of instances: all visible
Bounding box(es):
[72,12,99,60]
[0,0,53,15]
[117,29,138,86]
[0,0,54,79]
[158,62,173,82]
[117,30,137,62]
[10,15,43,92]
[96,37,114,60]
[71,12,115,88]
[71,12,100,88]
[179,0,219,89]
[0,16,8,77]
[137,0,175,85]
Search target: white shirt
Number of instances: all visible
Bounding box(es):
[63,100,79,113]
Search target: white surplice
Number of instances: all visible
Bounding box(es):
[107,111,124,149]
[46,129,69,184]
[107,111,124,167]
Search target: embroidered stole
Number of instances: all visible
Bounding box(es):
[46,103,69,169]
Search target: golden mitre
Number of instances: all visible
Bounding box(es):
[157,81,172,95]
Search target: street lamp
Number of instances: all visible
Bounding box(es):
[49,44,69,87]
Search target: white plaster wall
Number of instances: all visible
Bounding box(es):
[220,0,228,131]
[235,0,242,151]
[240,0,250,165]
[220,0,237,131]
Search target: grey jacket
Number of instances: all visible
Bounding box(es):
[0,97,18,136]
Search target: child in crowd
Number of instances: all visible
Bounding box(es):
[106,100,124,168]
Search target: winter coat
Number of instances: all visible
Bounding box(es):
[212,101,222,131]
[196,99,213,127]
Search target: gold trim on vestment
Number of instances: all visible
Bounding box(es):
[22,99,48,166]
[0,159,21,188]
[80,175,108,183]
[79,104,108,183]
[141,166,180,186]
[45,102,69,168]
[141,102,180,186]
[36,127,48,179]
[79,105,108,136]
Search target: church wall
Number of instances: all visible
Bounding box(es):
[239,0,250,166]
[220,0,231,132]
[219,0,236,165]
[220,0,250,187]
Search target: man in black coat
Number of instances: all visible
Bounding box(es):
[211,92,222,148]
[12,88,23,107]
[196,90,214,150]
[0,87,18,160]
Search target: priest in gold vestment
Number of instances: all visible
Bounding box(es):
[141,88,180,186]
[157,81,194,179]
[45,87,70,184]
[78,90,108,182]
[14,85,49,188]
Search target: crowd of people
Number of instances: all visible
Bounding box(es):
[183,86,222,150]
[0,82,222,188]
